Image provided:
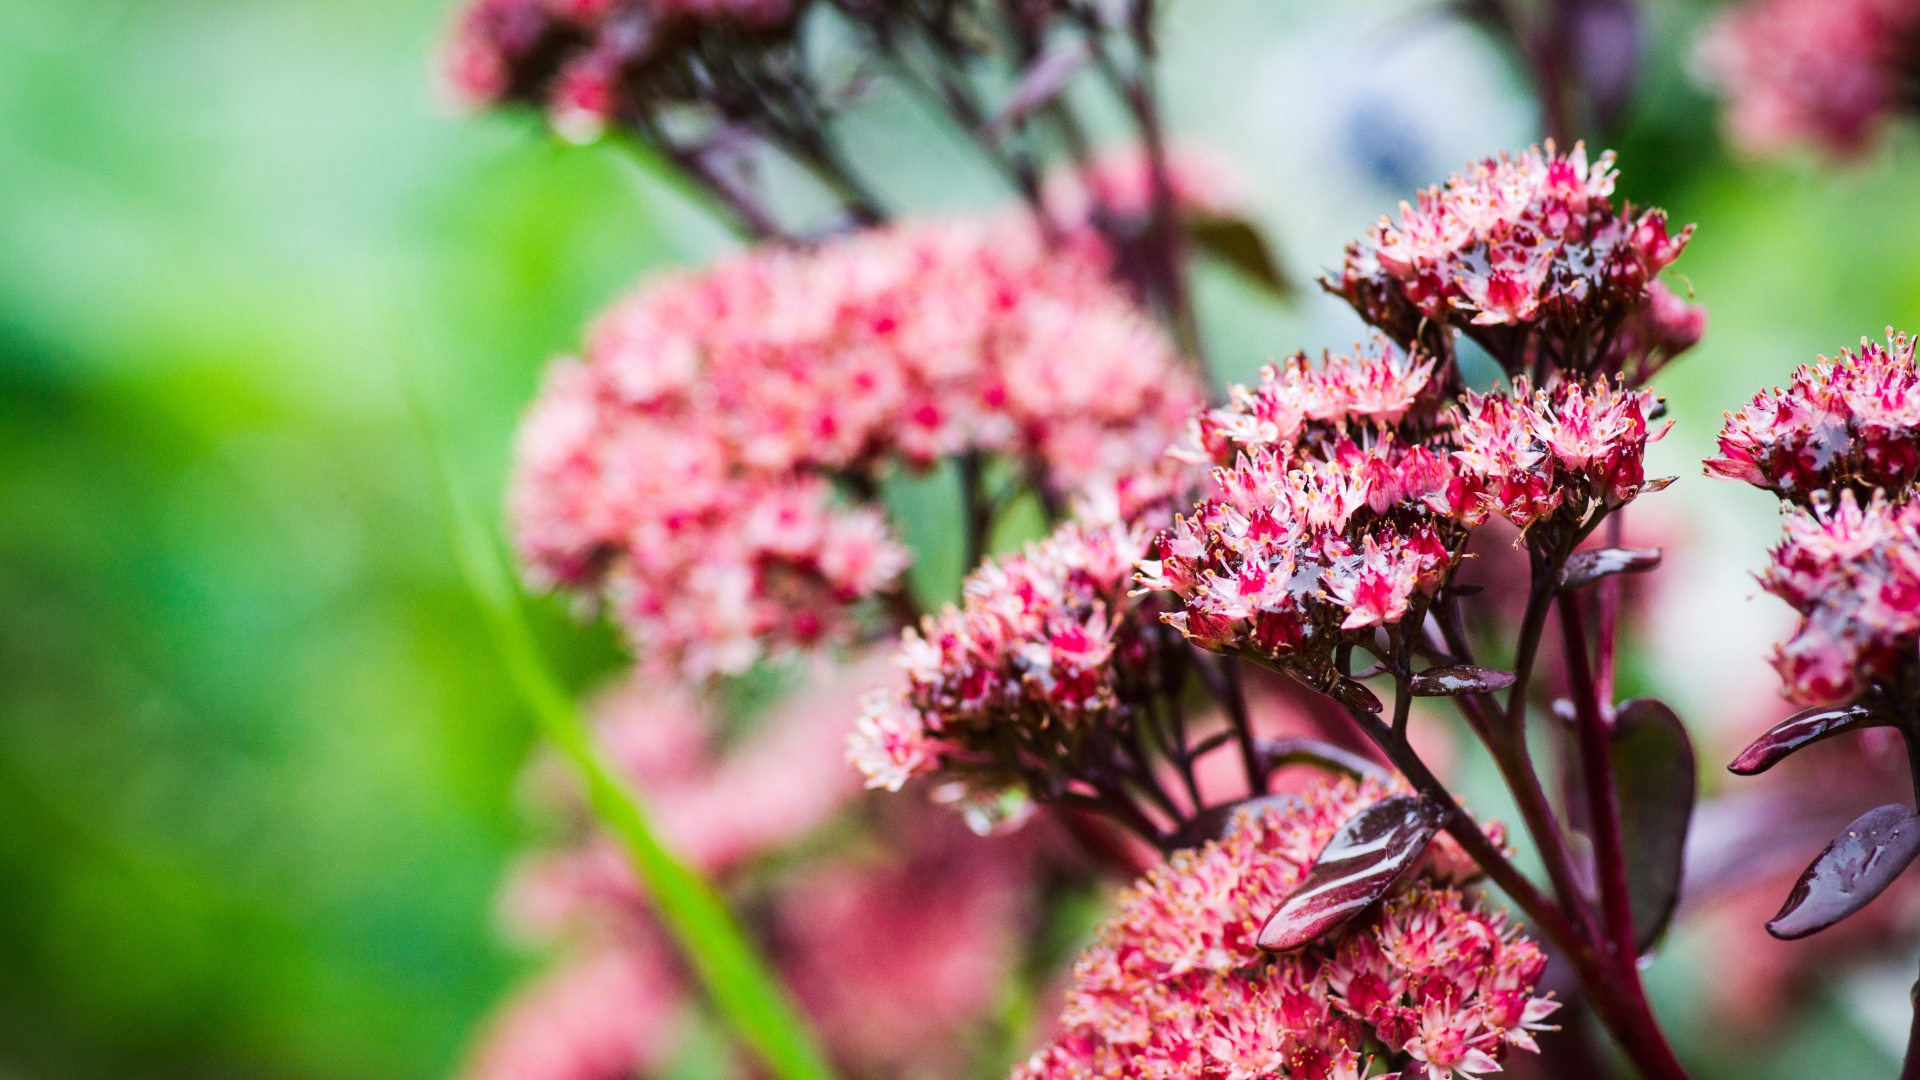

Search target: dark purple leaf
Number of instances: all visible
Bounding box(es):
[1728,705,1886,775]
[1325,675,1383,714]
[1409,664,1516,697]
[1258,795,1445,951]
[1168,793,1303,850]
[1558,547,1661,591]
[1768,804,1920,940]
[1184,213,1293,299]
[1610,698,1695,953]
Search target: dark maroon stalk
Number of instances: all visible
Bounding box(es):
[1597,511,1624,713]
[1560,589,1636,964]
[1204,654,1266,797]
[1337,677,1693,1080]
[1560,589,1693,1080]
[958,449,991,572]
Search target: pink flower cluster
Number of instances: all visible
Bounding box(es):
[849,517,1159,797]
[440,0,792,130]
[511,215,1199,680]
[1706,332,1920,503]
[1697,0,1920,158]
[1330,142,1700,384]
[1758,489,1920,704]
[1141,338,1669,669]
[1014,778,1556,1080]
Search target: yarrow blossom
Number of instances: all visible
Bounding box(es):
[1330,141,1700,386]
[511,215,1199,679]
[1696,0,1920,159]
[1013,778,1556,1080]
[1706,331,1920,503]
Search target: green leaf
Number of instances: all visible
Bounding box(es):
[425,418,838,1080]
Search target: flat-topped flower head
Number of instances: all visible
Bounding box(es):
[512,216,1199,681]
[1697,0,1920,159]
[1451,376,1670,538]
[1707,330,1920,504]
[1329,142,1701,386]
[1015,779,1556,1080]
[848,518,1166,802]
[1175,336,1443,467]
[1759,488,1920,704]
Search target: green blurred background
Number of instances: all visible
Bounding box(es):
[6,0,1920,1076]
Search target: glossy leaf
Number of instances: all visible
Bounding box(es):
[1258,795,1446,951]
[1610,698,1695,953]
[1767,804,1920,940]
[1728,704,1886,775]
[1409,664,1516,697]
[1325,675,1383,713]
[1558,547,1661,591]
[1185,212,1293,298]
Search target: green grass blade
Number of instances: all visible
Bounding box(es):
[432,445,839,1080]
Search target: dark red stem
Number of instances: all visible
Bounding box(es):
[1560,590,1636,964]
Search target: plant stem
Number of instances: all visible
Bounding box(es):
[1210,655,1266,797]
[1336,678,1692,1080]
[958,450,991,572]
[1559,590,1636,965]
[1597,511,1623,716]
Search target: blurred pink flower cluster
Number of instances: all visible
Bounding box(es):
[1697,0,1920,158]
[466,657,1072,1080]
[1140,338,1668,673]
[1014,778,1555,1080]
[1041,142,1243,230]
[510,214,1199,680]
[1706,332,1920,503]
[1330,142,1700,385]
[440,0,793,131]
[850,516,1161,798]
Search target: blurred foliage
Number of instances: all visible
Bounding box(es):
[7,0,1920,1078]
